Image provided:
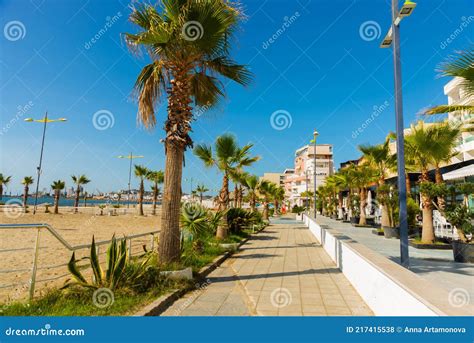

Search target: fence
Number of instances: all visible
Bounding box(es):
[0,223,159,301]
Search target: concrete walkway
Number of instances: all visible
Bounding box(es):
[161,221,373,316]
[315,216,474,301]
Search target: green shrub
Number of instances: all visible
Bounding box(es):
[291,205,305,215]
[227,208,262,234]
[445,205,473,242]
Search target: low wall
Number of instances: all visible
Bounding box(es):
[302,214,471,316]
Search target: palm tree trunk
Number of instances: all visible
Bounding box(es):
[434,166,446,212]
[378,178,390,227]
[338,192,343,219]
[54,191,59,214]
[74,186,80,213]
[359,188,367,225]
[420,172,435,243]
[23,186,29,210]
[199,193,203,205]
[159,142,184,263]
[216,173,230,240]
[250,194,256,212]
[152,185,157,215]
[263,199,269,220]
[233,185,238,208]
[0,185,3,200]
[137,180,144,216]
[274,200,278,216]
[406,172,411,196]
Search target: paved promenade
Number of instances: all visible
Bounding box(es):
[315,216,474,302]
[162,220,372,316]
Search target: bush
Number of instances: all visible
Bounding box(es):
[227,208,262,234]
[291,205,305,215]
[445,205,473,242]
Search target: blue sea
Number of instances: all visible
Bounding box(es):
[1,196,156,206]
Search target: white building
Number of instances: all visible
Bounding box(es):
[444,77,473,163]
[284,144,334,206]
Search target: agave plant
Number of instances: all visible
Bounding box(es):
[67,235,151,290]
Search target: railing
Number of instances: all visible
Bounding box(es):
[0,223,159,301]
[433,210,459,240]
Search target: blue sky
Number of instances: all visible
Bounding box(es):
[0,0,472,195]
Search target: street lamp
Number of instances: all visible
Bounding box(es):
[379,0,416,268]
[24,113,67,214]
[310,130,319,218]
[117,153,144,208]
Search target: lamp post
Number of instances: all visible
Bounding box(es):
[24,113,67,215]
[117,153,144,208]
[311,130,319,218]
[380,0,416,268]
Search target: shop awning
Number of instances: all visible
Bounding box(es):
[443,164,474,180]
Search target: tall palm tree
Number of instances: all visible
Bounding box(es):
[51,180,65,214]
[134,165,149,216]
[125,1,252,262]
[21,176,34,211]
[0,174,12,201]
[195,184,209,205]
[359,139,396,227]
[424,47,474,121]
[71,175,90,213]
[243,174,259,212]
[231,146,260,207]
[194,134,258,239]
[405,121,437,242]
[147,170,164,215]
[272,186,285,215]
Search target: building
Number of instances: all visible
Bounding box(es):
[259,172,285,187]
[444,77,473,163]
[284,144,334,206]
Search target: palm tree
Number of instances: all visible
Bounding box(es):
[405,121,437,242]
[125,1,251,262]
[0,174,12,201]
[134,165,149,216]
[195,184,209,205]
[258,180,277,220]
[231,146,260,207]
[243,174,259,212]
[359,139,396,227]
[147,170,164,215]
[429,122,461,211]
[273,186,285,215]
[51,180,65,214]
[71,175,90,213]
[350,164,377,225]
[194,134,258,239]
[424,47,474,121]
[21,176,34,211]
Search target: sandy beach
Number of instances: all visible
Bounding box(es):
[0,208,161,303]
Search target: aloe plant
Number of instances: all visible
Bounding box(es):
[67,235,150,290]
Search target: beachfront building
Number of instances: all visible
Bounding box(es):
[284,144,334,207]
[259,172,285,187]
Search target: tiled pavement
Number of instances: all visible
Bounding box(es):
[161,221,373,316]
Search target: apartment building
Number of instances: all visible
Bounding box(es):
[284,144,334,206]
